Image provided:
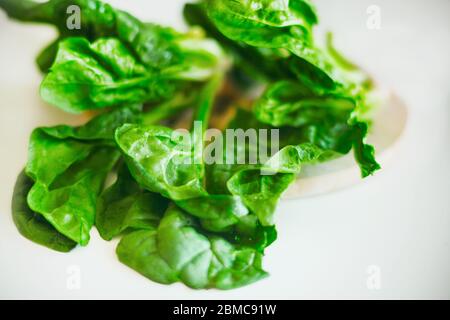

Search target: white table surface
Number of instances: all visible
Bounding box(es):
[0,0,449,299]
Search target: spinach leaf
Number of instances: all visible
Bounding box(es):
[115,124,207,201]
[254,80,354,127]
[26,104,141,186]
[253,80,357,156]
[12,170,77,252]
[177,175,277,252]
[27,143,119,246]
[206,0,317,50]
[22,105,144,245]
[1,1,224,112]
[96,165,168,241]
[0,0,121,72]
[227,171,295,226]
[184,2,291,83]
[177,195,249,232]
[204,0,359,91]
[1,0,221,73]
[198,0,380,177]
[204,139,323,227]
[253,79,380,176]
[116,204,268,289]
[229,215,277,252]
[350,118,381,178]
[41,35,223,113]
[205,0,334,76]
[40,37,172,113]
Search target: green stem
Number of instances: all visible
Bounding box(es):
[194,73,224,133]
[141,92,196,125]
[191,73,224,179]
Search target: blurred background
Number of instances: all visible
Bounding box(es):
[0,0,449,299]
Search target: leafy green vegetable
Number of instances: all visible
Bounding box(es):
[96,164,168,241]
[350,120,381,177]
[225,143,324,226]
[116,205,268,289]
[0,0,222,73]
[22,105,143,245]
[27,140,119,246]
[227,171,294,226]
[177,195,248,231]
[205,0,337,79]
[40,36,222,113]
[230,215,277,251]
[253,80,362,158]
[115,124,207,201]
[26,104,140,185]
[194,0,380,177]
[185,2,288,84]
[1,1,223,112]
[253,71,380,177]
[254,80,354,128]
[4,0,382,290]
[12,170,77,252]
[40,37,165,113]
[206,0,317,52]
[115,72,224,201]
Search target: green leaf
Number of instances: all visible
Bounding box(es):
[227,170,294,226]
[26,105,141,185]
[27,145,119,245]
[115,73,223,201]
[177,195,249,232]
[254,80,354,127]
[230,215,277,252]
[3,0,383,290]
[263,143,326,173]
[184,2,290,83]
[115,124,207,201]
[199,0,381,179]
[22,106,141,245]
[226,143,324,225]
[2,1,225,112]
[207,0,317,47]
[40,37,171,113]
[116,205,268,289]
[36,38,61,73]
[11,170,77,252]
[0,0,196,72]
[350,120,381,177]
[254,80,380,175]
[176,185,276,252]
[96,165,168,240]
[40,34,223,113]
[205,0,333,75]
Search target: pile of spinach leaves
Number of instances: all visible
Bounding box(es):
[4,0,380,290]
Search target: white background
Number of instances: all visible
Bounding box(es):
[0,0,449,299]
